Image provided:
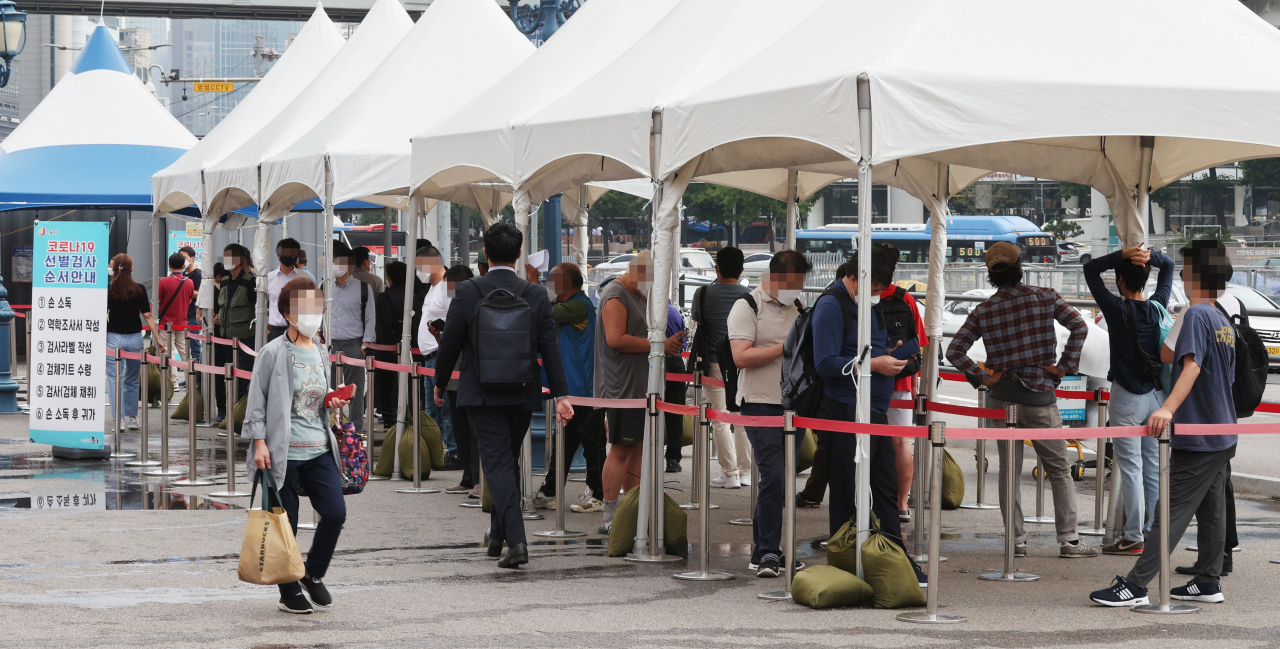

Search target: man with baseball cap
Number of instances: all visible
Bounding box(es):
[946,241,1099,559]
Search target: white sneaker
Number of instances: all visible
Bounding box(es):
[125,416,140,430]
[532,491,556,510]
[739,474,752,487]
[711,474,741,489]
[571,497,605,513]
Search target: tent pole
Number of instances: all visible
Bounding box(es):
[392,196,420,481]
[915,163,950,563]
[786,169,799,249]
[514,190,531,279]
[383,206,394,277]
[323,157,336,348]
[853,73,874,580]
[1136,136,1154,247]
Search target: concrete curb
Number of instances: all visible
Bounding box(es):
[1234,471,1280,500]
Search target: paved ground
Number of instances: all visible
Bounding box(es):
[0,377,1279,648]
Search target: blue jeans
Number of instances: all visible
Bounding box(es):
[423,356,455,454]
[187,317,202,364]
[106,332,143,418]
[1109,384,1163,543]
[277,453,347,597]
[741,402,800,558]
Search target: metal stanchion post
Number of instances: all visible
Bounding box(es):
[109,348,134,459]
[1024,453,1052,524]
[144,324,183,477]
[534,400,586,539]
[390,343,406,482]
[210,363,250,497]
[1104,448,1124,546]
[397,372,439,494]
[900,422,967,624]
[126,352,159,467]
[626,393,681,563]
[1080,390,1109,536]
[367,355,388,481]
[1133,423,1198,614]
[675,401,734,581]
[202,330,214,427]
[912,393,927,560]
[760,411,798,600]
[960,386,997,511]
[520,425,543,519]
[980,405,1039,582]
[176,360,215,486]
[680,369,717,510]
[729,461,758,526]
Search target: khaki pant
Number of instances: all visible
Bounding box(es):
[168,328,191,386]
[988,396,1079,544]
[706,363,753,478]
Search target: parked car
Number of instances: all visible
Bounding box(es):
[740,252,773,284]
[940,288,995,338]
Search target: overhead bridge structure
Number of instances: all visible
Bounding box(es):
[16,0,496,21]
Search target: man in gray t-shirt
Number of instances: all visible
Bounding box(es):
[691,247,753,489]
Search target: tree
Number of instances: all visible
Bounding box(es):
[1189,168,1233,229]
[1042,217,1084,241]
[1055,181,1092,209]
[1240,158,1280,189]
[356,212,386,226]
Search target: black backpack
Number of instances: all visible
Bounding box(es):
[1215,301,1268,418]
[781,286,853,417]
[875,286,920,379]
[469,276,538,392]
[714,294,757,412]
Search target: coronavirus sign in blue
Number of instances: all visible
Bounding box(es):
[29,221,109,450]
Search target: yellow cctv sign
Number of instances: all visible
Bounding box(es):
[193,81,234,93]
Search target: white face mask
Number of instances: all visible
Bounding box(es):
[293,312,323,338]
[334,263,350,277]
[224,256,235,268]
[416,270,431,283]
[777,289,802,304]
[869,295,881,306]
[636,279,653,298]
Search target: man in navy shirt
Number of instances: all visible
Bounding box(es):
[1083,246,1174,555]
[812,245,925,587]
[1091,239,1237,607]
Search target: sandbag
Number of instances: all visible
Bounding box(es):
[825,517,858,574]
[216,396,247,432]
[941,449,964,510]
[608,486,689,558]
[862,531,926,609]
[799,429,817,473]
[145,362,174,404]
[791,565,874,609]
[681,415,694,447]
[170,390,203,421]
[372,411,444,479]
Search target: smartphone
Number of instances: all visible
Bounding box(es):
[430,319,446,331]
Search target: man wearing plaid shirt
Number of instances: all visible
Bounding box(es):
[946,241,1099,559]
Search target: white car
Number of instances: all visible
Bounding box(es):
[591,253,638,274]
[741,252,773,284]
[940,289,995,338]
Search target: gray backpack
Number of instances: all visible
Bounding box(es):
[469,276,538,392]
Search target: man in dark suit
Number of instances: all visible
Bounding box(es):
[434,221,574,569]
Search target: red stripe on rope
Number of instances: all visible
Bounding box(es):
[171,359,189,370]
[926,401,1007,419]
[940,372,967,382]
[237,341,257,357]
[10,304,29,309]
[793,416,928,438]
[233,368,253,380]
[702,377,725,388]
[1055,389,1108,400]
[656,401,698,416]
[705,409,783,427]
[946,425,1147,441]
[13,312,24,318]
[1177,422,1280,436]
[1252,402,1280,414]
[118,351,141,360]
[145,354,164,364]
[563,396,648,409]
[889,399,915,410]
[371,360,413,373]
[666,372,694,384]
[210,335,236,347]
[365,342,397,352]
[193,363,225,376]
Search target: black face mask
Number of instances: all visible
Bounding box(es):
[279,255,297,268]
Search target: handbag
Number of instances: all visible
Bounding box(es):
[237,469,306,586]
[332,412,370,495]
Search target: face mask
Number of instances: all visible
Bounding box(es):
[637,279,653,297]
[224,256,236,268]
[416,270,431,283]
[335,263,350,277]
[292,312,322,338]
[778,289,802,304]
[107,265,115,277]
[279,255,297,268]
[869,295,881,306]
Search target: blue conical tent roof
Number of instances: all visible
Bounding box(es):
[0,25,197,211]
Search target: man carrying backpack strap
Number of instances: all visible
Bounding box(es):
[1084,245,1174,556]
[1090,239,1237,607]
[876,257,928,524]
[434,222,574,570]
[727,251,808,577]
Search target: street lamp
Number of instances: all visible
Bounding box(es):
[0,0,27,89]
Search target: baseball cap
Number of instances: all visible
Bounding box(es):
[984,241,1022,271]
[475,249,488,265]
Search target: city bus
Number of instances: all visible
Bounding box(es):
[794,215,1058,265]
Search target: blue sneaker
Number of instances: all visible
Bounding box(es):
[1090,576,1149,607]
[1171,580,1223,603]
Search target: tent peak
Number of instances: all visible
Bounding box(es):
[69,25,133,76]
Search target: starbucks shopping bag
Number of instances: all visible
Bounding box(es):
[237,470,305,586]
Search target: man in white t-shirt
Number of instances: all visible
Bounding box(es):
[415,248,460,468]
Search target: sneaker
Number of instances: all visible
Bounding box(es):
[1014,542,1028,558]
[749,548,762,571]
[711,474,741,489]
[444,484,471,494]
[1102,539,1144,555]
[739,474,752,487]
[796,495,821,508]
[1171,580,1224,603]
[1060,540,1100,559]
[532,491,556,510]
[468,485,481,499]
[899,509,911,523]
[125,416,140,430]
[442,451,462,471]
[913,563,928,589]
[299,574,331,609]
[177,381,187,390]
[571,497,605,513]
[1089,575,1149,607]
[666,459,682,473]
[597,522,612,535]
[757,555,781,578]
[278,592,313,614]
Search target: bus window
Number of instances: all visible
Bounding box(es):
[799,237,853,254]
[947,240,991,263]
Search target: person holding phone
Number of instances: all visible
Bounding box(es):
[244,278,351,615]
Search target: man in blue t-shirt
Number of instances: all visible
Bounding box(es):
[811,245,925,588]
[1090,239,1237,607]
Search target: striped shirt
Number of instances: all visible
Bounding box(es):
[945,283,1088,393]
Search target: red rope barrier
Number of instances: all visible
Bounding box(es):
[1177,422,1280,436]
[1055,389,1109,400]
[237,341,257,357]
[233,368,253,380]
[371,360,412,373]
[794,416,928,438]
[193,363,225,376]
[946,425,1147,441]
[209,335,236,347]
[705,409,783,427]
[119,351,141,360]
[940,372,967,382]
[365,342,397,352]
[145,354,164,364]
[889,398,915,410]
[926,401,1007,419]
[656,401,698,416]
[13,312,24,318]
[666,372,694,384]
[702,377,725,388]
[1253,402,1280,414]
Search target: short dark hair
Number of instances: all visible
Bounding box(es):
[987,264,1024,289]
[416,246,441,259]
[277,276,317,318]
[297,249,307,265]
[769,250,812,275]
[277,238,301,253]
[168,252,186,270]
[179,246,196,258]
[352,246,372,265]
[213,263,228,280]
[444,264,474,282]
[223,243,238,255]
[333,241,352,259]
[385,261,407,287]
[871,242,898,288]
[716,247,744,279]
[484,221,523,264]
[552,262,584,289]
[416,238,433,251]
[1182,238,1231,293]
[1115,259,1152,293]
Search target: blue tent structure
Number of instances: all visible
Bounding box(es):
[0,26,197,212]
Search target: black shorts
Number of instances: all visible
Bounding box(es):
[606,407,646,447]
